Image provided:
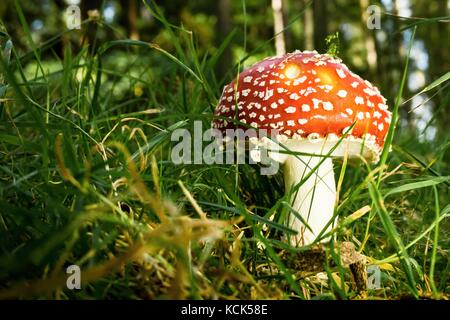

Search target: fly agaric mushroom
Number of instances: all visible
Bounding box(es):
[213,50,391,246]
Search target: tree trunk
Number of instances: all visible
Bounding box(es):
[126,0,139,40]
[272,0,286,56]
[216,0,232,79]
[313,0,328,53]
[359,0,378,81]
[303,0,314,50]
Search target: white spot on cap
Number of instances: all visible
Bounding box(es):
[259,81,266,87]
[357,112,364,120]
[378,123,384,131]
[242,89,250,97]
[374,111,382,119]
[243,76,252,83]
[337,90,347,98]
[351,81,359,88]
[305,87,317,96]
[263,89,274,100]
[257,66,265,73]
[319,84,333,92]
[312,98,321,109]
[250,122,258,128]
[287,120,296,127]
[276,133,288,142]
[269,80,276,85]
[312,115,326,120]
[364,80,374,88]
[363,87,377,96]
[323,101,334,111]
[227,96,233,102]
[227,87,234,93]
[278,98,285,104]
[301,104,310,112]
[378,103,388,111]
[298,119,308,125]
[285,106,296,113]
[289,93,300,100]
[293,76,307,85]
[259,92,265,98]
[259,115,266,121]
[249,112,257,118]
[355,96,364,105]
[336,68,346,78]
[277,88,284,93]
[271,102,278,109]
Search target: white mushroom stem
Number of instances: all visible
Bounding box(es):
[283,154,336,246]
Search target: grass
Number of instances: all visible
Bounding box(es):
[0,2,449,299]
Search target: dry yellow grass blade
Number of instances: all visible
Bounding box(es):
[55,133,85,192]
[178,180,207,220]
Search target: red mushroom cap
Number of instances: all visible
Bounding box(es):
[213,50,391,155]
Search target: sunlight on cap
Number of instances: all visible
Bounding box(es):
[284,64,301,79]
[316,69,336,86]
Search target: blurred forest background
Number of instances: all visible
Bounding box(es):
[0,0,449,144]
